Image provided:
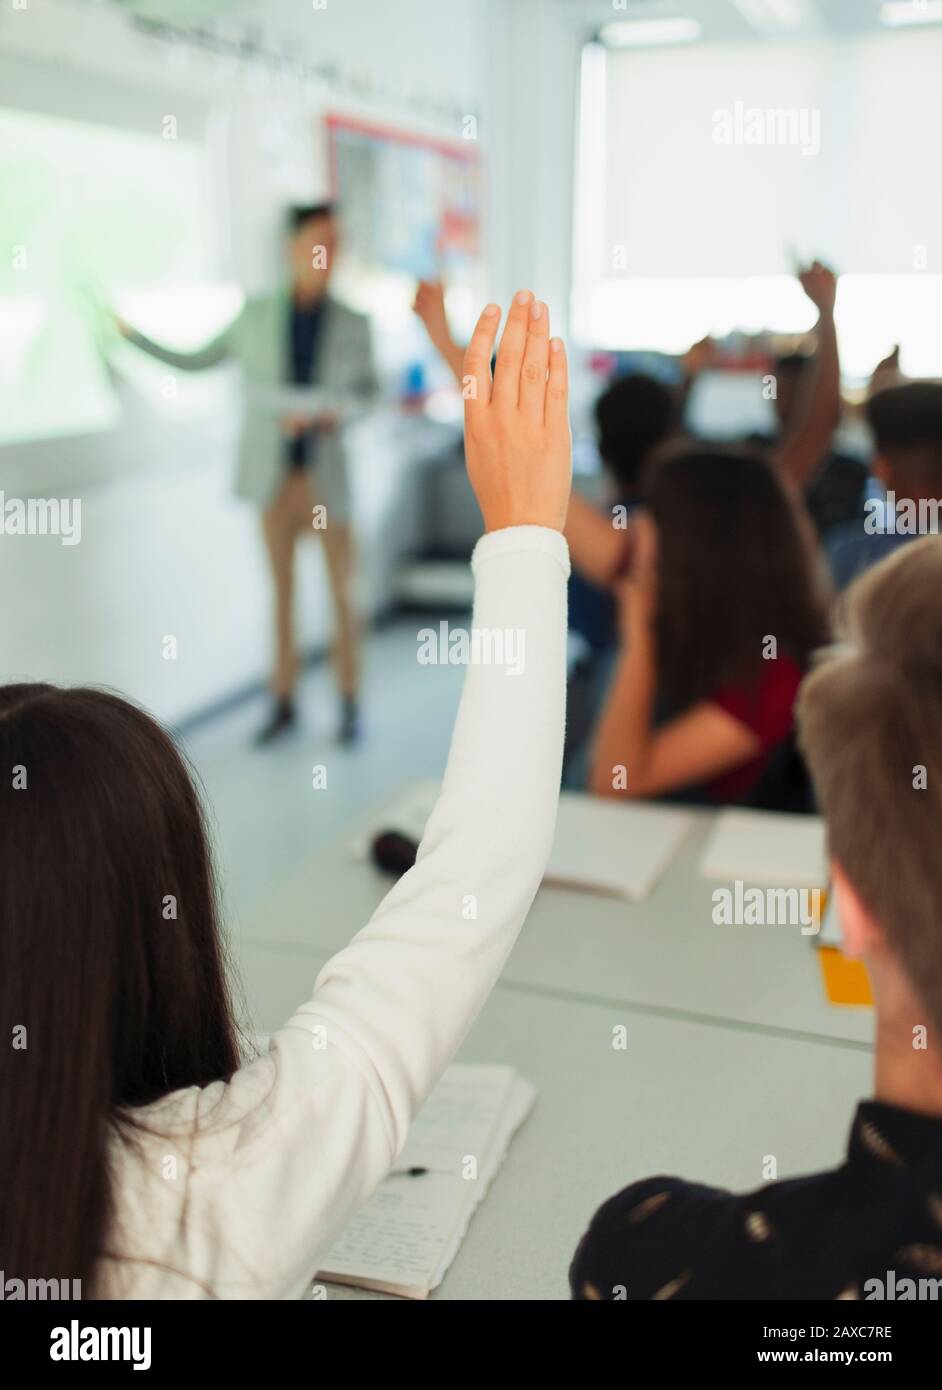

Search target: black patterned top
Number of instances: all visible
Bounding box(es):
[570,1101,942,1300]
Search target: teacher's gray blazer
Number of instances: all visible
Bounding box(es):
[127,292,379,519]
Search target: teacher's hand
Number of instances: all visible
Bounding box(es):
[462,291,571,533]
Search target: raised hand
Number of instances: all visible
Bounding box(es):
[798,259,837,316]
[412,280,450,342]
[461,291,571,534]
[412,279,465,385]
[681,335,715,379]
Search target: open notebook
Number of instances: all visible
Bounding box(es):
[699,808,828,887]
[318,1064,534,1299]
[352,780,692,902]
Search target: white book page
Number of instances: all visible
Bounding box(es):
[352,782,691,901]
[817,889,842,948]
[398,1064,517,1172]
[430,1075,535,1288]
[318,1067,532,1295]
[699,809,828,886]
[549,794,692,901]
[319,1172,464,1291]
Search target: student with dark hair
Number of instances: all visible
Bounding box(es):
[827,380,942,589]
[0,292,573,1299]
[561,373,679,784]
[595,374,676,491]
[564,372,678,601]
[572,537,942,1300]
[588,447,830,804]
[117,203,378,746]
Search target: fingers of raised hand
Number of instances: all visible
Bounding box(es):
[462,302,501,411]
[492,290,534,408]
[545,334,568,429]
[519,300,551,421]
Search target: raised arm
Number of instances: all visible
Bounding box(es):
[191,292,572,1297]
[774,261,840,492]
[413,279,467,386]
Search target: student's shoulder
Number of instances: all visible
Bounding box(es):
[826,525,914,591]
[570,1175,737,1300]
[570,1171,841,1300]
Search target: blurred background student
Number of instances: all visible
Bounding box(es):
[118,204,378,745]
[586,447,830,809]
[827,381,942,589]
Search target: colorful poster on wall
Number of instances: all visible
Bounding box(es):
[326,114,482,286]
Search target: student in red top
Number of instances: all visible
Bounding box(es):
[588,446,831,805]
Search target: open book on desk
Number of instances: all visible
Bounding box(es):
[352,780,692,902]
[318,1064,534,1299]
[699,808,828,887]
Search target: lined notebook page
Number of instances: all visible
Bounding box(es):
[319,1066,533,1297]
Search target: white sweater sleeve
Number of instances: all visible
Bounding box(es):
[118,525,569,1300]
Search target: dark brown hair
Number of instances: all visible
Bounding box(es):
[0,684,241,1293]
[798,536,942,1037]
[643,446,831,710]
[867,381,942,481]
[595,373,676,495]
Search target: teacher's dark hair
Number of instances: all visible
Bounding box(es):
[0,684,241,1293]
[288,202,337,232]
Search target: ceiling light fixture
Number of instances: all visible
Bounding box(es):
[598,17,702,48]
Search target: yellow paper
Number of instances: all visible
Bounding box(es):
[818,946,873,1007]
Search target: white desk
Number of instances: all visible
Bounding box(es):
[236,787,873,1048]
[238,939,872,1301]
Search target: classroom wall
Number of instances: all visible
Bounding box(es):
[1,0,559,726]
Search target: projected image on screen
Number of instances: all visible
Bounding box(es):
[0,107,220,446]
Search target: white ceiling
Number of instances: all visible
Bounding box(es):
[100,0,919,53]
[557,0,908,43]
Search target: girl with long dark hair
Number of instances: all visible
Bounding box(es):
[588,446,831,804]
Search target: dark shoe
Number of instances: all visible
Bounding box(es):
[338,695,360,745]
[254,698,297,747]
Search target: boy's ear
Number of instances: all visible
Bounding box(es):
[831,860,884,958]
